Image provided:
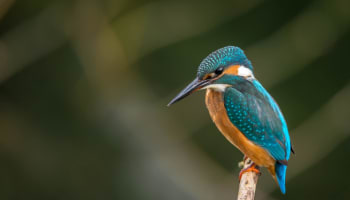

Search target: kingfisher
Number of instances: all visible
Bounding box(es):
[168,46,293,194]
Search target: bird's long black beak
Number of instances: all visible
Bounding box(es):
[167,77,210,106]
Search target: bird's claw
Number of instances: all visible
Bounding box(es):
[239,163,261,182]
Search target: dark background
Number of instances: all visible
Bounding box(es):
[0,0,350,199]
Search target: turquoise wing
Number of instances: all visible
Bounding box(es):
[224,80,291,162]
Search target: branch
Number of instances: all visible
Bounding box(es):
[237,158,260,200]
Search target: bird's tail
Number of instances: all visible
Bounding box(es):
[275,162,287,194]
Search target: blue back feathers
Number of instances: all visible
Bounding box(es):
[223,77,291,194]
[197,46,253,79]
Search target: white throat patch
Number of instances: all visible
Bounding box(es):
[202,84,230,92]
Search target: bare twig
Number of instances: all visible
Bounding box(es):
[237,158,259,200]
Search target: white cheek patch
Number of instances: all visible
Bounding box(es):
[202,84,230,92]
[238,66,255,79]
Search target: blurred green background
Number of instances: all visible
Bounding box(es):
[0,0,349,199]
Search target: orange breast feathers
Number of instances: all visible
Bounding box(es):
[205,89,276,172]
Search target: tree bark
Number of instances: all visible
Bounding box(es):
[237,158,259,200]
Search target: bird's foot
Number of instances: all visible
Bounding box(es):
[239,162,261,182]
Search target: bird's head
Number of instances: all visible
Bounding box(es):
[168,46,254,106]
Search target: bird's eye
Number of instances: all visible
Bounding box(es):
[215,67,224,75]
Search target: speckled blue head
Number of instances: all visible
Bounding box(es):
[197,46,253,79]
[168,46,254,106]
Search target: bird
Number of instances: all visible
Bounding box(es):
[167,46,293,194]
